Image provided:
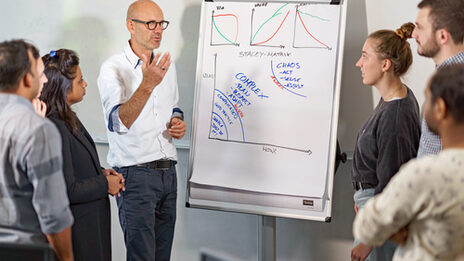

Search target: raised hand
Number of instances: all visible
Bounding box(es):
[140,52,171,91]
[118,52,172,129]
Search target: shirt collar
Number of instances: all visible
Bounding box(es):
[124,41,141,69]
[124,41,156,70]
[437,50,464,69]
[0,93,34,110]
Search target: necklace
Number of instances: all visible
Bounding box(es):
[384,84,407,101]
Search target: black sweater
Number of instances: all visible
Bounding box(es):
[351,88,421,194]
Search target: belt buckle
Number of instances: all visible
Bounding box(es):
[153,159,171,170]
[352,181,362,191]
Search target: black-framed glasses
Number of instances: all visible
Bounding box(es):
[131,19,169,30]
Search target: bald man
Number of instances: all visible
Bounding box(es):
[98,1,186,260]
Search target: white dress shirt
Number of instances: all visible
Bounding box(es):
[353,149,464,261]
[97,42,181,167]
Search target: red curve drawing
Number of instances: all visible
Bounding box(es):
[213,14,239,43]
[296,10,329,48]
[253,10,290,46]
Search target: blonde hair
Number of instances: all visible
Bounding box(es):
[369,22,415,76]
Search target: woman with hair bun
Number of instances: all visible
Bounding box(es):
[40,49,125,261]
[350,23,421,261]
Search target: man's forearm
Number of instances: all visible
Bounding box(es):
[119,82,154,129]
[46,226,74,261]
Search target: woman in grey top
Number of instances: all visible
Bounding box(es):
[350,23,421,261]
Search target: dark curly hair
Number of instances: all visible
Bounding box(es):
[430,64,464,124]
[40,49,80,131]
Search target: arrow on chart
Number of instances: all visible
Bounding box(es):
[213,138,313,156]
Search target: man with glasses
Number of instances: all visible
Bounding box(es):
[97,0,186,260]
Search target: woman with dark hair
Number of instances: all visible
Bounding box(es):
[350,23,421,261]
[40,49,124,261]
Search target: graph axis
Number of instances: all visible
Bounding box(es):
[210,10,240,47]
[292,6,332,50]
[207,54,312,156]
[249,6,289,49]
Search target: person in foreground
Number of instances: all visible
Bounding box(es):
[353,63,464,261]
[40,49,125,261]
[350,23,421,261]
[0,39,74,261]
[97,1,186,260]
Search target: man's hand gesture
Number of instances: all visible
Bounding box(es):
[140,52,171,91]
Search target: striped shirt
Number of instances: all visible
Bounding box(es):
[0,94,73,245]
[417,50,464,158]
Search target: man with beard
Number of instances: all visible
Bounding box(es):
[358,2,464,256]
[353,64,464,261]
[412,0,464,158]
[97,1,186,260]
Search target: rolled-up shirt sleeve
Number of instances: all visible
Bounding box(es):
[171,107,183,120]
[98,61,129,134]
[26,122,74,234]
[108,104,129,133]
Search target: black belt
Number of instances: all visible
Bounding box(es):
[352,181,375,191]
[136,159,176,170]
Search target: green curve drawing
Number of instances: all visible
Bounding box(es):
[297,10,330,22]
[251,3,289,43]
[212,17,236,45]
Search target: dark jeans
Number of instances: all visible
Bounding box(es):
[115,165,177,261]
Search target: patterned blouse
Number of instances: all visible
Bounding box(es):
[354,149,464,261]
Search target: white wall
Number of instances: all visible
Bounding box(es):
[0,0,432,260]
